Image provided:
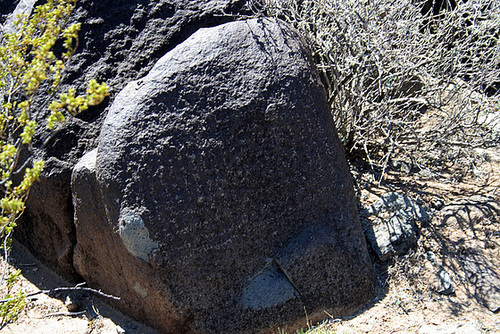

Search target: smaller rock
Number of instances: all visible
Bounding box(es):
[390,159,418,175]
[424,252,455,295]
[116,326,126,334]
[365,192,429,221]
[430,198,444,210]
[437,268,455,295]
[362,192,429,261]
[418,169,434,178]
[426,251,438,264]
[65,294,83,312]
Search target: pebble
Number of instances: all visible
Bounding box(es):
[437,268,455,295]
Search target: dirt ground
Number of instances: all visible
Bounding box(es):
[1,147,499,334]
[1,240,159,334]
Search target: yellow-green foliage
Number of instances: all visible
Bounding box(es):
[0,269,26,328]
[0,0,108,327]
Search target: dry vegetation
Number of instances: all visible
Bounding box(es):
[260,0,500,333]
[263,0,500,181]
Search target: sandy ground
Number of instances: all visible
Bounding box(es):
[1,241,158,334]
[299,151,500,334]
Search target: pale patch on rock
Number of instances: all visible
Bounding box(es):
[242,259,299,310]
[119,212,158,263]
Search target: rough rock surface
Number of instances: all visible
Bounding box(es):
[15,157,78,279]
[13,0,248,276]
[72,149,185,332]
[72,17,376,333]
[362,192,429,261]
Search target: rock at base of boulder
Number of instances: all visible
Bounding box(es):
[362,192,429,261]
[15,157,79,279]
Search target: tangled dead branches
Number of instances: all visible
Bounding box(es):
[262,0,500,181]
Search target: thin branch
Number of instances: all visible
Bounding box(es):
[0,283,121,303]
[37,310,86,318]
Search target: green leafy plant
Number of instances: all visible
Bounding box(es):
[0,0,108,327]
[0,269,25,327]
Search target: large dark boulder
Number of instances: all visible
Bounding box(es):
[72,17,376,333]
[72,149,191,332]
[64,0,249,95]
[14,0,248,277]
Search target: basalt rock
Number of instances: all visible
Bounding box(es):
[72,17,376,333]
[361,192,429,261]
[13,0,248,277]
[0,0,20,21]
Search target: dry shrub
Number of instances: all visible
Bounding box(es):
[261,0,500,179]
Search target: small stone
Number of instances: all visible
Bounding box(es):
[437,268,455,295]
[430,198,444,210]
[415,195,424,205]
[390,160,416,175]
[65,295,82,312]
[418,169,433,178]
[426,251,437,264]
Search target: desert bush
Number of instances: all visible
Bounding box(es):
[262,0,500,180]
[0,0,108,326]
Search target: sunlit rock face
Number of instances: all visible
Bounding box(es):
[72,18,376,333]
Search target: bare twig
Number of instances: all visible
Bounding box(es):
[0,283,120,303]
[265,0,500,178]
[37,310,86,318]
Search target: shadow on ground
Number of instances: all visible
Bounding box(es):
[10,240,159,334]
